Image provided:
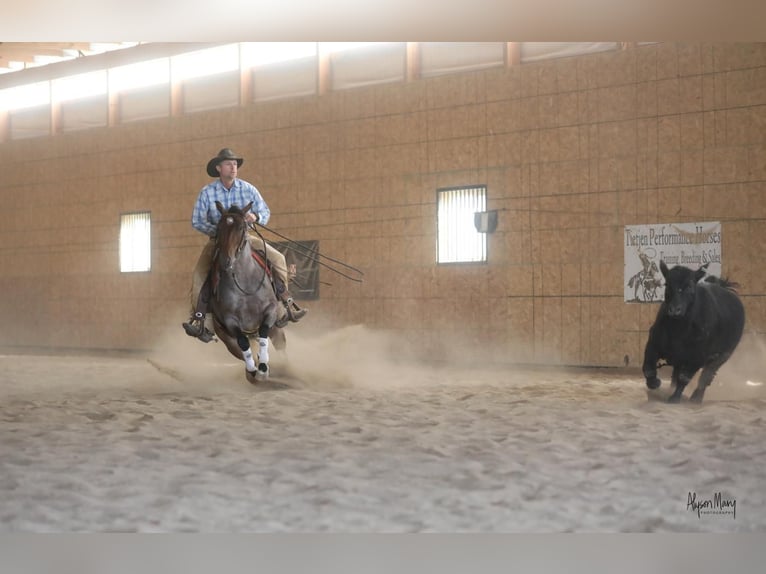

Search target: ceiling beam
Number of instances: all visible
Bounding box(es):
[0,43,219,90]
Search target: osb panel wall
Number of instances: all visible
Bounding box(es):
[0,42,764,367]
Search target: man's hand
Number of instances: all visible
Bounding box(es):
[245,212,258,224]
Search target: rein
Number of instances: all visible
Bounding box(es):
[215,214,269,297]
[248,222,364,283]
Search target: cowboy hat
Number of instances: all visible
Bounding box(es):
[206,148,243,178]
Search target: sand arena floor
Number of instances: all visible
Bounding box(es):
[1,325,765,532]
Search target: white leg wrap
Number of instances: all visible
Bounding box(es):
[242,348,256,372]
[257,337,270,364]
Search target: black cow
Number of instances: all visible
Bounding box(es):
[642,261,746,403]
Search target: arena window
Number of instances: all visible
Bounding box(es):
[119,211,152,273]
[436,185,487,264]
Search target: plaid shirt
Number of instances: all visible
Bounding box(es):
[191,178,271,237]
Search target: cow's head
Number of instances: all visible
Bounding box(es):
[660,260,707,317]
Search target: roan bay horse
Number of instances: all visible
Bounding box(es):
[209,201,284,383]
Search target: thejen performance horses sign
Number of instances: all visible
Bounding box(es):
[624,221,722,303]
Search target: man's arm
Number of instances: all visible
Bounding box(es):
[246,183,271,225]
[191,190,217,237]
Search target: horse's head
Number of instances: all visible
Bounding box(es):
[215,201,253,271]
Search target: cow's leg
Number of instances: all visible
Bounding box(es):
[667,367,692,403]
[690,353,731,403]
[642,336,662,390]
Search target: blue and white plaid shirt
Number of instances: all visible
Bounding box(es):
[191,178,271,237]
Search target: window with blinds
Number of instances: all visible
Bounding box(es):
[437,185,487,264]
[120,211,151,272]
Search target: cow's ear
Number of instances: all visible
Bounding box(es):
[660,260,669,279]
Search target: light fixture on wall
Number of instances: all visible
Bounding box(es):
[474,210,498,233]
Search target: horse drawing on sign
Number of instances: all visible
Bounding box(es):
[643,261,746,403]
[209,201,283,383]
[627,251,662,302]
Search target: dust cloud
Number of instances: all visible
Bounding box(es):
[145,306,766,402]
[702,332,766,401]
[147,317,464,392]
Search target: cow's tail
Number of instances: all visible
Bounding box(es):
[705,275,740,293]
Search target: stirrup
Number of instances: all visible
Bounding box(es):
[285,298,307,323]
[182,314,215,343]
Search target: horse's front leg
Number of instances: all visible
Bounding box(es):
[237,332,269,383]
[255,323,272,380]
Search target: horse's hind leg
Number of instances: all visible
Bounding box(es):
[268,325,286,350]
[690,353,730,404]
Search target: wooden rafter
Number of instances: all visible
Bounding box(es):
[0,43,118,68]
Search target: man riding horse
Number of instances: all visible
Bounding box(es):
[182,148,307,342]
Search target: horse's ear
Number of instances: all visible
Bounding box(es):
[659,260,670,279]
[695,264,708,282]
[215,201,225,215]
[244,201,253,213]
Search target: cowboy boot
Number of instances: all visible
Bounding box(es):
[283,295,307,322]
[182,312,216,343]
[182,275,216,342]
[273,294,307,328]
[271,275,307,325]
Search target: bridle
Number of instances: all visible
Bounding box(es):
[215,211,268,296]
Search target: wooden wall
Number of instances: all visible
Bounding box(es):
[1,42,764,366]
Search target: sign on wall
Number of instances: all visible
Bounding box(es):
[624,221,722,303]
[272,240,320,301]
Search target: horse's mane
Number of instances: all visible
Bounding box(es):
[215,204,250,255]
[228,204,247,214]
[219,204,248,219]
[216,204,248,230]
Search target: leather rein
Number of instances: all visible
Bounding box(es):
[215,214,269,297]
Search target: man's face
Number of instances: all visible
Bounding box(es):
[217,159,238,180]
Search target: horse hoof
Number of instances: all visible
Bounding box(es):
[256,363,269,381]
[666,394,682,404]
[246,362,270,383]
